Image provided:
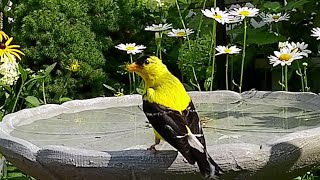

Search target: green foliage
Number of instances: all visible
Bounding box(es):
[13,0,108,101]
[0,161,34,180]
[178,36,211,84]
[263,1,282,12]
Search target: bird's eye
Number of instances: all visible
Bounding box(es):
[144,60,150,65]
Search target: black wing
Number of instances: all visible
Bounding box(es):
[183,101,206,149]
[143,100,195,164]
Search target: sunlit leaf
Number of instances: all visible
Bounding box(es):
[44,62,57,75]
[25,96,41,107]
[59,97,73,103]
[263,1,282,12]
[103,84,116,92]
[18,65,27,82]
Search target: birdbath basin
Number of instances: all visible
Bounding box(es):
[1,90,320,180]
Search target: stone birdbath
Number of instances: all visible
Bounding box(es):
[1,90,320,180]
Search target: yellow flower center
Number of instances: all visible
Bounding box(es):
[239,10,250,17]
[213,14,222,19]
[272,15,280,20]
[177,32,186,37]
[279,54,292,61]
[69,61,80,72]
[224,49,232,53]
[126,46,135,51]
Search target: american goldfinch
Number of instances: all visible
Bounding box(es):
[127,56,223,178]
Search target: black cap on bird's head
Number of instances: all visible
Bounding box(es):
[127,55,164,73]
[135,55,152,66]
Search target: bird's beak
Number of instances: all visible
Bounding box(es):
[127,63,141,72]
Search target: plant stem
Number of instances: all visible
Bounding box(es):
[209,21,217,91]
[239,18,247,93]
[130,54,136,93]
[11,75,46,113]
[155,32,163,59]
[0,12,3,30]
[231,57,234,91]
[128,73,132,93]
[175,0,191,50]
[58,78,69,100]
[303,64,308,91]
[42,80,47,104]
[208,22,215,67]
[296,61,304,92]
[285,65,288,92]
[156,33,159,57]
[159,32,163,59]
[195,0,208,44]
[281,66,284,91]
[226,54,229,90]
[175,0,201,91]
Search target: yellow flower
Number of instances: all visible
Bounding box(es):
[68,60,80,72]
[114,91,124,96]
[0,37,24,62]
[0,31,9,42]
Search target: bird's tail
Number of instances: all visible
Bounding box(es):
[188,133,223,179]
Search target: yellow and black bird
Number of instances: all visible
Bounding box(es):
[127,56,223,178]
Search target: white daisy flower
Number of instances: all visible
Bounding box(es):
[167,28,194,38]
[263,13,290,23]
[216,45,241,55]
[144,23,172,32]
[226,4,241,11]
[229,6,259,19]
[286,42,312,57]
[311,27,320,40]
[226,16,243,24]
[115,43,146,55]
[225,2,254,11]
[268,47,303,67]
[201,7,231,25]
[250,18,266,29]
[278,41,289,49]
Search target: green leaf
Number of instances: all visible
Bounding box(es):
[18,65,27,82]
[263,1,282,12]
[25,96,41,107]
[281,0,309,11]
[59,97,73,103]
[0,83,11,93]
[103,84,116,92]
[0,111,3,121]
[44,62,57,75]
[183,83,194,91]
[247,30,286,45]
[136,87,144,95]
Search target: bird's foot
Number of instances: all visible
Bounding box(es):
[147,145,158,154]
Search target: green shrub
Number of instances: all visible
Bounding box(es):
[13,0,109,101]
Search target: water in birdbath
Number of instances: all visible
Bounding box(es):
[9,95,320,152]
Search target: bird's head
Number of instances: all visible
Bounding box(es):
[127,56,168,81]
